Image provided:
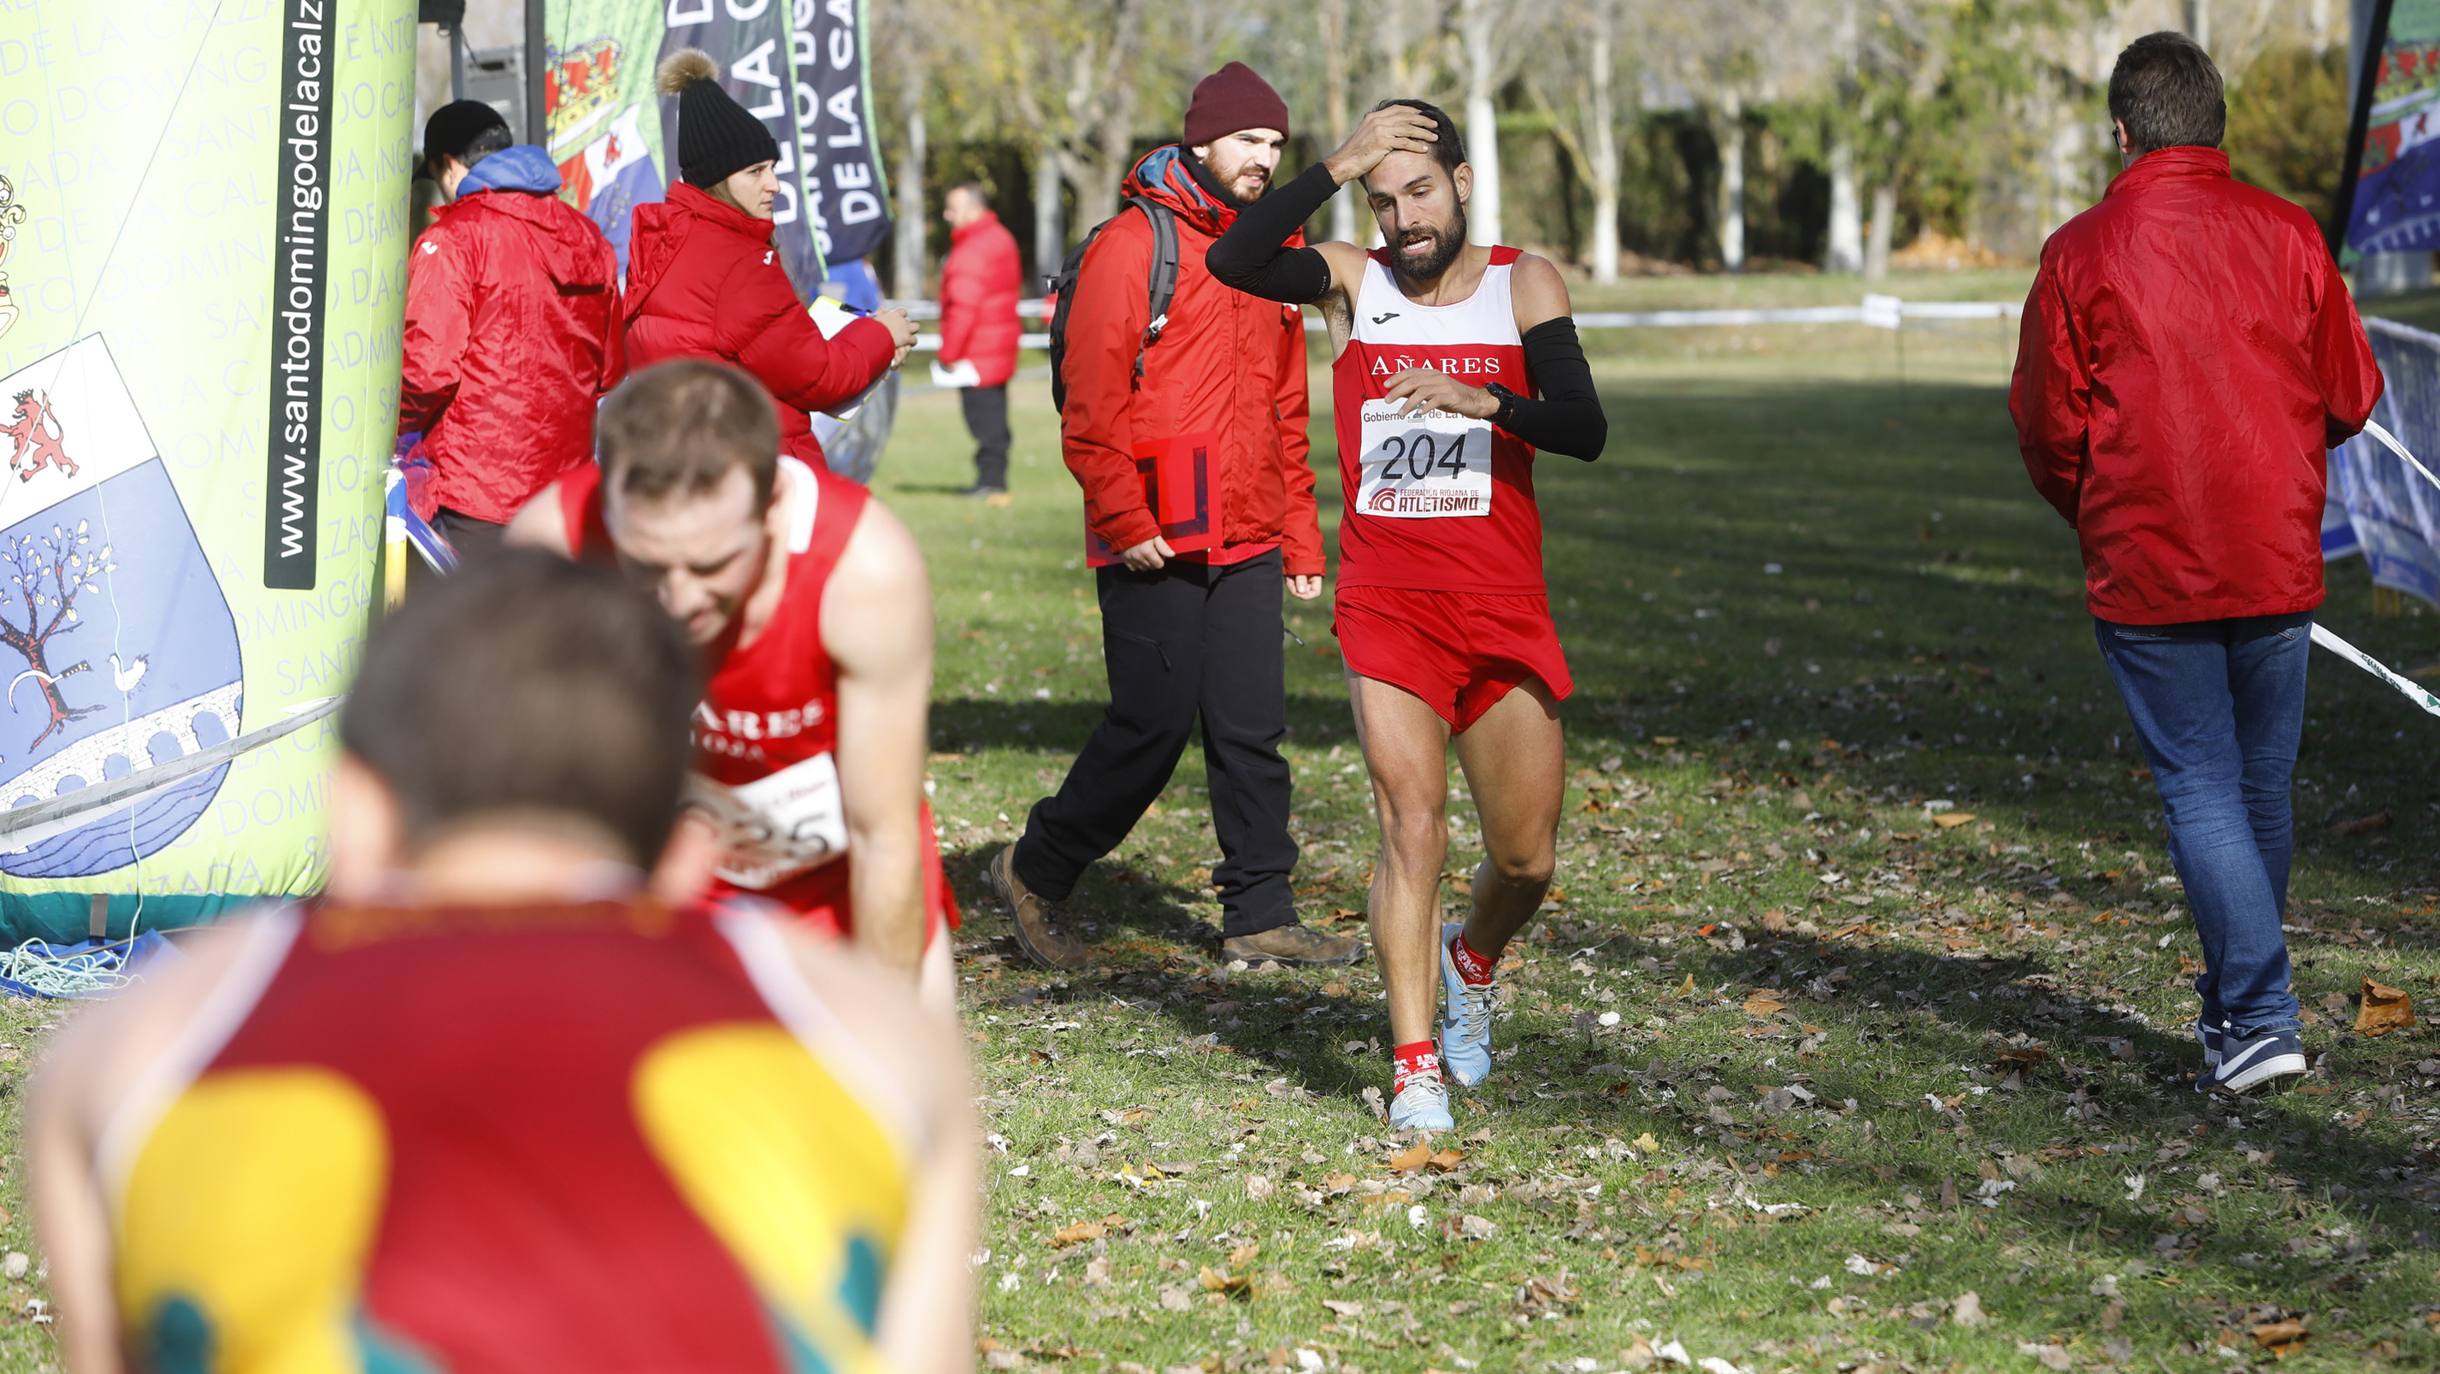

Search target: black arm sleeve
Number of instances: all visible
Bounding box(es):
[1204,161,1340,304]
[1502,318,1607,462]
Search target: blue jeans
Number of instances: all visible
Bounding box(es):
[2094,613,2310,1036]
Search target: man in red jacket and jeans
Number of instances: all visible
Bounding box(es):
[939,182,1023,500]
[987,62,1359,971]
[2011,32,2383,1097]
[400,101,623,567]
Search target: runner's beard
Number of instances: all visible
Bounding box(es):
[1390,208,1468,289]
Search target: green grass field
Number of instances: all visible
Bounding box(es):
[902,272,2440,1373]
[0,269,2435,1372]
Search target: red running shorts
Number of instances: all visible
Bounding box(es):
[1334,586,1574,732]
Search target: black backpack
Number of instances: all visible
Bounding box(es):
[1046,196,1180,413]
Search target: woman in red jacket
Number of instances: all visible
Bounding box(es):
[938,182,1024,499]
[625,51,917,472]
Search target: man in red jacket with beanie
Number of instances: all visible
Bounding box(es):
[939,182,1023,500]
[624,50,918,474]
[987,62,1359,972]
[2011,32,2383,1097]
[400,100,623,566]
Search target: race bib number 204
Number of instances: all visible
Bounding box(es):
[1356,399,1492,518]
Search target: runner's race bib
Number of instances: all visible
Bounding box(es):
[687,753,849,890]
[1356,399,1492,518]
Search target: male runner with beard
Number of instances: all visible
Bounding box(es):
[987,62,1360,973]
[1209,100,1608,1132]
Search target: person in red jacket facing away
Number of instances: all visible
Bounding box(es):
[985,62,1359,973]
[2010,32,2383,1098]
[625,50,918,473]
[938,182,1023,500]
[399,101,622,566]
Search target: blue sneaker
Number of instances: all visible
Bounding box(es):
[2195,1018,2225,1069]
[1437,922,1496,1087]
[1388,1071,1454,1133]
[2196,1026,2305,1096]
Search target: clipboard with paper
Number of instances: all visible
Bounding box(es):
[1085,431,1221,566]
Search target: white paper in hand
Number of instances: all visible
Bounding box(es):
[806,295,885,419]
[930,358,982,389]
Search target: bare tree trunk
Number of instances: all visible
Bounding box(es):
[1827,140,1862,273]
[1033,150,1065,285]
[1054,0,1143,235]
[2183,0,2210,49]
[1714,90,1745,272]
[1459,0,1503,244]
[1863,181,1896,281]
[1825,0,1862,273]
[1588,20,1620,284]
[1321,0,1358,244]
[892,78,929,301]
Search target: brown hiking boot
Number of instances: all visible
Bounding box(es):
[988,843,1087,971]
[1221,923,1365,967]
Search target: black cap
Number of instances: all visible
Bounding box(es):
[655,49,779,189]
[422,99,509,179]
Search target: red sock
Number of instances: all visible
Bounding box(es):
[1392,1040,1442,1094]
[1449,931,1498,986]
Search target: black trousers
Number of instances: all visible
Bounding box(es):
[404,507,504,597]
[961,385,1010,489]
[1016,549,1297,937]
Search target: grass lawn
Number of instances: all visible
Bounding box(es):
[0,270,2434,1373]
[897,281,2440,1372]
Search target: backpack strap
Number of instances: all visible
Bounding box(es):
[1130,196,1180,381]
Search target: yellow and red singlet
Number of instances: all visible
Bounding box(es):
[101,899,917,1373]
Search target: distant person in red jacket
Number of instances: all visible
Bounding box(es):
[985,62,1358,973]
[625,50,918,473]
[2010,32,2383,1098]
[939,182,1023,501]
[399,100,622,567]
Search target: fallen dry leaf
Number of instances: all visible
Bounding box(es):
[1050,1220,1106,1248]
[2251,1319,2309,1356]
[1427,1148,1467,1172]
[2332,810,2392,835]
[1387,1142,1432,1173]
[1227,1242,1261,1268]
[1952,1291,1987,1327]
[1633,1132,1662,1153]
[1199,1265,1251,1296]
[1244,1174,1276,1201]
[1932,812,1977,829]
[2356,978,2416,1037]
[1742,990,1789,1018]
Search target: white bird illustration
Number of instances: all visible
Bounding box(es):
[110,652,147,694]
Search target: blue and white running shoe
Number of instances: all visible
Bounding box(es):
[1437,921,1496,1087]
[1388,1071,1455,1133]
[2196,1026,2305,1096]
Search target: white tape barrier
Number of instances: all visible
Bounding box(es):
[2312,623,2440,717]
[2360,417,2440,498]
[887,297,2023,334]
[2311,418,2440,717]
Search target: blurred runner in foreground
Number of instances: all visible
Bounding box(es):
[31,549,979,1373]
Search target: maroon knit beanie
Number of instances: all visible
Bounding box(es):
[1184,62,1290,147]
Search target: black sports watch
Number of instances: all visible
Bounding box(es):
[1484,382,1523,428]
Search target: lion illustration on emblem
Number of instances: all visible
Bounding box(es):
[4,390,75,483]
